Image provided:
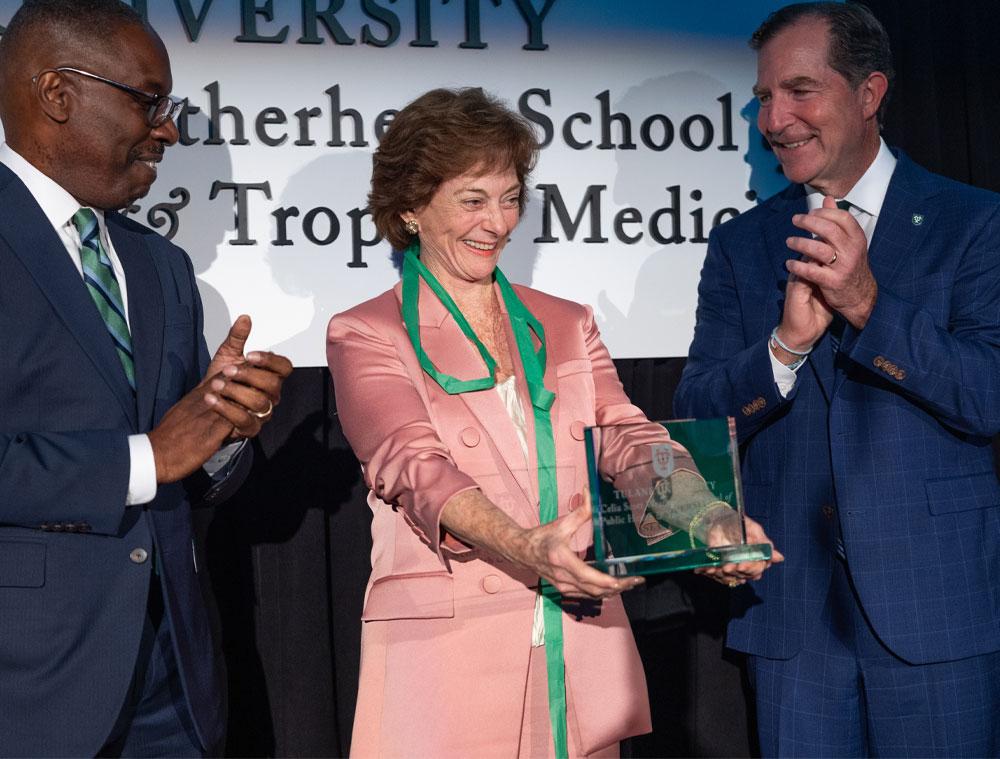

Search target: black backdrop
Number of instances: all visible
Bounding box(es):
[200,2,1000,755]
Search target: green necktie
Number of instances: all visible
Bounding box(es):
[71,208,136,390]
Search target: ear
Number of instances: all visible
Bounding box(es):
[859,71,889,122]
[33,70,74,124]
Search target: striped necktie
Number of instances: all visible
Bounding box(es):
[71,208,136,390]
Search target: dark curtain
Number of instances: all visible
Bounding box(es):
[863,0,1000,194]
[207,3,1000,755]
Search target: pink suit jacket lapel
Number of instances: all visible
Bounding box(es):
[393,279,541,521]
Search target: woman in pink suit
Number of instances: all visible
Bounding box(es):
[327,88,775,758]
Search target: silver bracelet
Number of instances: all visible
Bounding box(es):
[769,327,813,357]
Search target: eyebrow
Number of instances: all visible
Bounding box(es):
[455,184,522,196]
[136,72,172,94]
[753,76,824,97]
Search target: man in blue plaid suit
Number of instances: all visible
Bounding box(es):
[675,3,1000,756]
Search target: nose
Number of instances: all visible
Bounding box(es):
[151,117,180,147]
[482,201,511,238]
[759,95,793,138]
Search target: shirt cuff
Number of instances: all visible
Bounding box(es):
[769,347,803,398]
[127,434,158,506]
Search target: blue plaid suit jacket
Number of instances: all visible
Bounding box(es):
[675,151,1000,664]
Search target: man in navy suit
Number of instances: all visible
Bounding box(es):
[675,3,1000,756]
[0,1,291,755]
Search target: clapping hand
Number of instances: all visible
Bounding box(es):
[147,315,292,483]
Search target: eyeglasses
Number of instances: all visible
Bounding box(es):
[32,67,185,127]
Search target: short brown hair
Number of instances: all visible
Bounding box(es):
[369,88,539,251]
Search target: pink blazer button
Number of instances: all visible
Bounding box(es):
[570,421,587,441]
[460,427,481,447]
[481,574,502,594]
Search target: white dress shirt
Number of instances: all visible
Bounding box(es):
[770,138,898,396]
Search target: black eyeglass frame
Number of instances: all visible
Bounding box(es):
[32,66,185,127]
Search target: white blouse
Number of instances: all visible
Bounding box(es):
[494,376,546,648]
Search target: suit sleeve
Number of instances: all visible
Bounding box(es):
[583,306,728,541]
[586,303,651,431]
[0,430,131,534]
[673,228,792,442]
[0,240,238,534]
[839,205,1000,437]
[327,311,479,561]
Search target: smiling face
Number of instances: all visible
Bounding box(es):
[55,22,178,210]
[754,18,883,198]
[405,166,521,289]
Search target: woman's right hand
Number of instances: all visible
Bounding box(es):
[510,506,644,599]
[441,488,642,600]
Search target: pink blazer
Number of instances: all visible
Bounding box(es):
[327,279,653,757]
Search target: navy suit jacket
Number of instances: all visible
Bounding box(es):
[675,152,1000,665]
[0,162,243,755]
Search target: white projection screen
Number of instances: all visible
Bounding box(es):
[0,0,793,365]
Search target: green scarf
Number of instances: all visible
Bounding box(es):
[401,243,569,758]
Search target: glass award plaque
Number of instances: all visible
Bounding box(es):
[584,417,771,577]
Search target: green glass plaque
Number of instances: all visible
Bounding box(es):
[585,417,771,576]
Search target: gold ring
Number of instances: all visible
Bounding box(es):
[727,580,741,588]
[249,400,273,419]
[828,252,838,265]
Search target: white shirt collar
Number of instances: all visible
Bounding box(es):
[0,142,104,233]
[806,137,897,217]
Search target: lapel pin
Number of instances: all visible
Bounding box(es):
[912,213,924,226]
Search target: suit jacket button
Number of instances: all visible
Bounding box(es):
[51,523,64,532]
[873,356,885,369]
[481,574,502,594]
[77,523,92,533]
[821,504,834,520]
[39,522,50,531]
[570,421,587,441]
[460,427,481,447]
[130,548,149,564]
[896,369,906,380]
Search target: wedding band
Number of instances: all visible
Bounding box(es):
[828,252,838,265]
[727,580,740,588]
[249,400,273,419]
